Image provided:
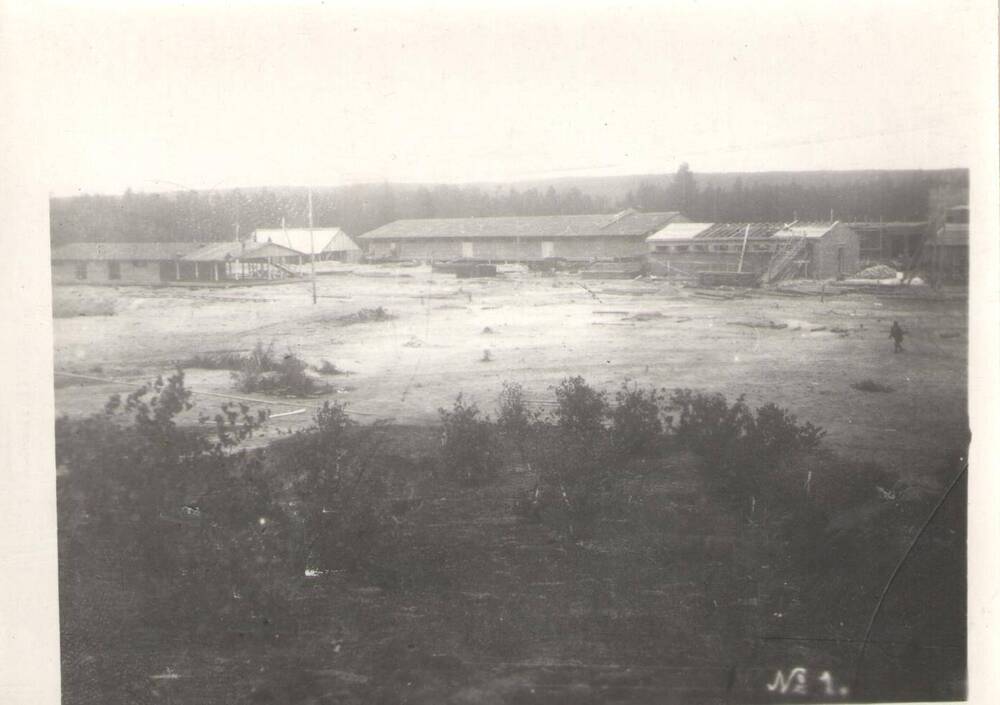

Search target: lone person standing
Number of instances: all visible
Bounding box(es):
[889,320,905,353]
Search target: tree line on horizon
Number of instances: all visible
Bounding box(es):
[49,166,968,246]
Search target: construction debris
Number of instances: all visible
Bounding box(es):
[580,261,644,279]
[855,264,898,280]
[697,271,759,288]
[727,320,788,330]
[626,312,667,322]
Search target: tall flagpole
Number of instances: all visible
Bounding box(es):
[308,190,317,304]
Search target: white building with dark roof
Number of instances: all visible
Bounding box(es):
[251,227,361,262]
[357,209,688,261]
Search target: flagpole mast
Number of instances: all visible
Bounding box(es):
[308,190,317,304]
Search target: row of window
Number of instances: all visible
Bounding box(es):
[73,261,148,280]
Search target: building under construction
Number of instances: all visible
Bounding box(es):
[924,205,969,283]
[646,221,860,283]
[847,221,928,265]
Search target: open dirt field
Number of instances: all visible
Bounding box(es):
[53,267,967,485]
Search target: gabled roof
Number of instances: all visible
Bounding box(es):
[181,241,302,261]
[648,221,847,243]
[252,227,360,254]
[647,222,715,241]
[51,240,304,262]
[51,242,204,261]
[357,211,684,241]
[648,222,787,242]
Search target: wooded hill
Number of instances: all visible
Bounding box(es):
[50,168,968,245]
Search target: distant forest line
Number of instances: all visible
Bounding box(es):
[50,167,969,245]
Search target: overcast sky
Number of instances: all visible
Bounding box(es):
[7,0,992,195]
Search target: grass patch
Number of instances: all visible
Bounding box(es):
[851,379,895,393]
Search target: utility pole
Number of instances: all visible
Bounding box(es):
[308,190,317,304]
[737,224,750,273]
[879,214,884,261]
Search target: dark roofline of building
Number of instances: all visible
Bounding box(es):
[357,211,683,240]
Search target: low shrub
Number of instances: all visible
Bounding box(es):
[338,306,394,325]
[496,382,537,445]
[232,345,331,397]
[851,379,895,393]
[611,381,669,458]
[746,402,826,465]
[270,402,392,575]
[438,394,501,485]
[551,376,608,435]
[670,389,825,510]
[518,425,621,539]
[511,377,623,538]
[55,372,296,633]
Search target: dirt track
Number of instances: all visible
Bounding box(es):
[52,267,967,483]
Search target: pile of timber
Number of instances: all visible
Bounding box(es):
[697,271,760,288]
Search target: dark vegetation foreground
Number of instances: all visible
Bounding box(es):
[56,373,966,704]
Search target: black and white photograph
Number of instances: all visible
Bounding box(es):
[2,1,998,703]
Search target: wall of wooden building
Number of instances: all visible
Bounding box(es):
[365,236,649,261]
[51,258,295,285]
[647,240,775,277]
[927,245,968,283]
[51,260,165,284]
[810,225,860,279]
[647,250,774,277]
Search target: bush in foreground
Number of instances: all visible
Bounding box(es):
[438,395,502,485]
[232,343,331,397]
[270,402,392,575]
[670,389,825,511]
[520,424,621,539]
[551,376,608,434]
[56,371,296,633]
[611,381,669,457]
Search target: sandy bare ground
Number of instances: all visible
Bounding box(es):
[52,268,967,483]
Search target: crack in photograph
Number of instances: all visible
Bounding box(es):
[12,0,992,702]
